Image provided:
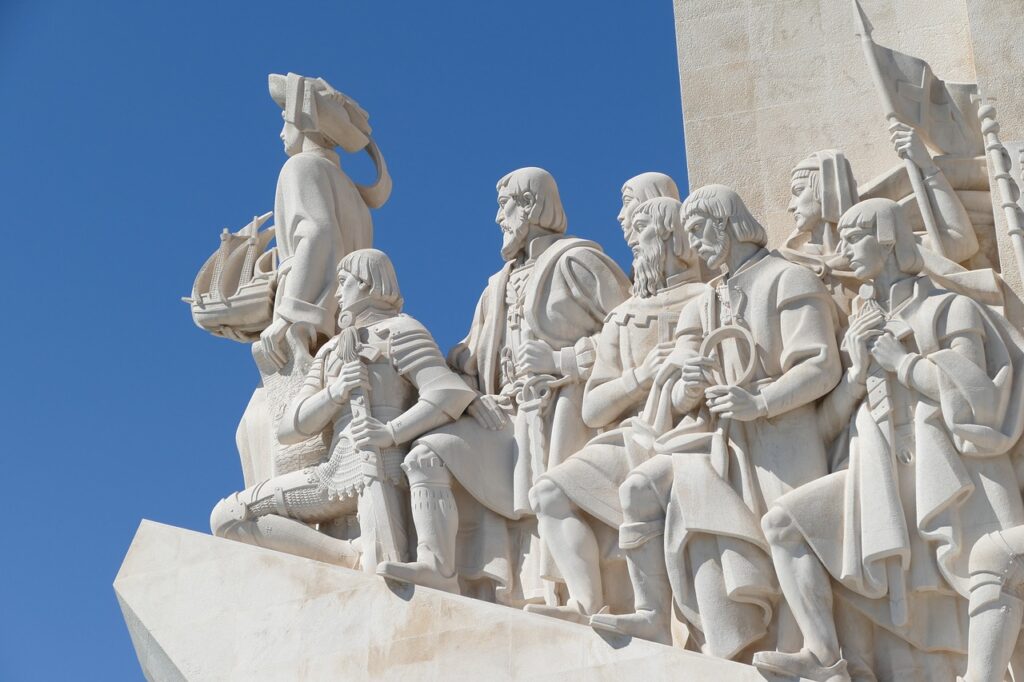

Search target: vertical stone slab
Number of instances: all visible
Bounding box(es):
[673,0,977,244]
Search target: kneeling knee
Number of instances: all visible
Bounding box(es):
[403,445,451,486]
[619,474,660,520]
[210,492,246,538]
[761,506,795,546]
[529,478,567,516]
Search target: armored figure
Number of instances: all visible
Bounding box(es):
[593,186,842,657]
[528,195,706,625]
[377,167,630,602]
[210,250,475,569]
[753,199,1024,682]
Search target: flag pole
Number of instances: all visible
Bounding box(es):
[852,0,947,258]
[978,101,1024,283]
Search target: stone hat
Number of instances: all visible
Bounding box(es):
[792,150,859,224]
[269,72,371,153]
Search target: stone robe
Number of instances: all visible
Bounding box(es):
[777,274,1024,656]
[543,276,708,528]
[273,148,373,340]
[415,233,630,601]
[662,248,841,659]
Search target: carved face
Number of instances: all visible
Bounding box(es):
[686,214,730,272]
[335,268,371,320]
[496,188,533,261]
[839,224,889,281]
[631,213,667,298]
[280,117,303,156]
[618,187,639,246]
[788,171,822,233]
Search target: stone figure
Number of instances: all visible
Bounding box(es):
[617,172,680,245]
[210,249,475,570]
[592,185,842,658]
[377,167,631,602]
[782,125,979,326]
[261,72,391,364]
[752,198,1024,682]
[528,195,706,624]
[234,72,394,486]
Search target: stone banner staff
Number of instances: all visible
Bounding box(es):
[852,0,989,262]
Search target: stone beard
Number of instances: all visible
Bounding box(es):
[632,235,667,299]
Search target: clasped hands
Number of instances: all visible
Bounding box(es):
[844,308,910,383]
[327,362,398,449]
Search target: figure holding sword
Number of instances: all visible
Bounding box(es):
[210,250,476,574]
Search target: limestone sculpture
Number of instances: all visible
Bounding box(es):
[781,125,980,328]
[588,185,842,660]
[156,2,1024,673]
[529,193,706,627]
[752,198,1024,682]
[238,73,392,486]
[377,167,631,603]
[210,249,476,572]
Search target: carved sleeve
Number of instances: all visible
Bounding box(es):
[582,317,643,429]
[277,343,342,444]
[898,295,986,403]
[759,274,841,419]
[556,249,630,382]
[917,166,979,265]
[274,156,341,332]
[391,322,477,421]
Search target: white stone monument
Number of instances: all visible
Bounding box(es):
[118,3,1024,679]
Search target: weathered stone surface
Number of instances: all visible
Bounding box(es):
[114,521,801,681]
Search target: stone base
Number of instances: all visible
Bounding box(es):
[114,520,804,681]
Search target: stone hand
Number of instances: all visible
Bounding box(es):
[467,394,510,431]
[351,416,396,449]
[869,332,908,373]
[705,384,765,422]
[517,339,560,376]
[890,121,938,174]
[681,355,716,400]
[636,342,676,388]
[329,361,368,404]
[653,346,689,387]
[260,317,292,370]
[845,308,885,384]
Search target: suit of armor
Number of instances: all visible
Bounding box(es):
[210,310,475,568]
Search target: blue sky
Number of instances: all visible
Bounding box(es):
[0,1,687,678]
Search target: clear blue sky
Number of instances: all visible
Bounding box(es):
[0,1,687,678]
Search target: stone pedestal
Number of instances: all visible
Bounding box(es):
[115,521,804,681]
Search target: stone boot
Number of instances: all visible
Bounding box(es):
[377,453,459,594]
[588,521,671,645]
[524,598,589,625]
[752,648,851,682]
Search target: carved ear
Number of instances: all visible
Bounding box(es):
[520,191,536,210]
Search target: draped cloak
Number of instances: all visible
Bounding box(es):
[777,275,1024,653]
[414,234,629,600]
[660,249,842,659]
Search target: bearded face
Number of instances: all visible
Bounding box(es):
[496,189,532,261]
[687,215,731,272]
[631,215,668,298]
